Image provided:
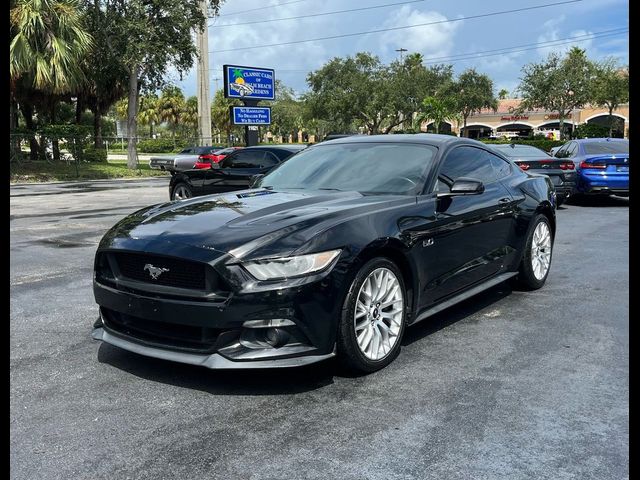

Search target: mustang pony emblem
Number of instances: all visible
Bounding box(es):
[144,264,170,280]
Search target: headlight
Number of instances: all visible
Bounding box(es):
[242,249,341,280]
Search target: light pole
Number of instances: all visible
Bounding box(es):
[395,48,407,62]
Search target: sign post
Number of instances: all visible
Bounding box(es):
[223,65,275,147]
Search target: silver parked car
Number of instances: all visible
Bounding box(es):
[149,145,225,173]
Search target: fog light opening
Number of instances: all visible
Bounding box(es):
[265,328,290,348]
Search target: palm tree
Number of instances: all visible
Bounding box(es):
[10,0,93,160]
[181,96,199,140]
[498,88,509,100]
[139,95,160,138]
[158,86,185,142]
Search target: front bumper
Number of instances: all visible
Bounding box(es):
[92,260,344,368]
[92,327,335,368]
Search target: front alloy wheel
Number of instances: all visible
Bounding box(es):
[338,258,407,373]
[517,213,553,289]
[172,183,192,201]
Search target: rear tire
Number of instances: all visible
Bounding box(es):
[337,258,407,374]
[171,182,193,201]
[516,214,553,290]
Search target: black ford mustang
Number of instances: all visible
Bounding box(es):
[92,134,556,373]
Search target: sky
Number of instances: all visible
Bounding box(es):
[171,0,629,99]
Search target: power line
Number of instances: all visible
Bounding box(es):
[209,0,425,28]
[211,0,309,18]
[422,28,628,63]
[207,28,627,74]
[210,0,584,53]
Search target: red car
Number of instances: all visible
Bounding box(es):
[194,147,243,169]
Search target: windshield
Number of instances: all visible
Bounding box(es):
[257,142,437,195]
[583,141,629,155]
[492,145,549,158]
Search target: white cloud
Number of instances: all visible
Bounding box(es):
[377,6,461,61]
[537,16,594,58]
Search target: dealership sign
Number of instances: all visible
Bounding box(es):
[224,65,275,100]
[230,106,271,125]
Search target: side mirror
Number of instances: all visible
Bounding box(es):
[250,173,265,188]
[438,177,484,197]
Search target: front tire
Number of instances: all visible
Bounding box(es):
[171,182,193,201]
[337,258,407,373]
[516,214,553,290]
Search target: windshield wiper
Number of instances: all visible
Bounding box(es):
[317,188,342,191]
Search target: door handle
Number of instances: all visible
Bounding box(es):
[498,197,511,204]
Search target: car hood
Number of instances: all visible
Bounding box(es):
[100,189,412,260]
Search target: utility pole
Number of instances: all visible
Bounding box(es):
[395,47,407,62]
[196,0,212,146]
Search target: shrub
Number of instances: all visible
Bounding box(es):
[136,138,183,153]
[84,146,107,162]
[574,123,610,139]
[479,138,565,152]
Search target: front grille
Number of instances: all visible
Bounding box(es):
[101,307,225,353]
[111,252,206,290]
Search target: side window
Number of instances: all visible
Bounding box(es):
[273,149,296,161]
[566,142,578,157]
[221,150,266,169]
[488,152,512,179]
[179,148,193,154]
[436,146,497,192]
[257,152,279,168]
[555,144,569,158]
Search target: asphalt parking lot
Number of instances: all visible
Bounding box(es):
[10,178,629,480]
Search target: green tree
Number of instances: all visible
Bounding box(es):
[139,94,161,138]
[416,96,457,134]
[111,0,223,168]
[387,55,454,132]
[270,81,304,141]
[454,68,498,137]
[498,88,509,99]
[211,89,241,145]
[77,0,129,148]
[181,96,199,139]
[591,60,629,137]
[158,86,185,141]
[10,0,93,160]
[518,47,595,140]
[305,52,390,134]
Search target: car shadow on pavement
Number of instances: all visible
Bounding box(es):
[565,195,629,208]
[97,343,338,395]
[402,283,513,347]
[97,283,515,391]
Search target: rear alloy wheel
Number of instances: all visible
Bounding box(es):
[337,258,406,373]
[517,214,553,290]
[172,183,192,201]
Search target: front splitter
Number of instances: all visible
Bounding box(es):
[92,327,335,369]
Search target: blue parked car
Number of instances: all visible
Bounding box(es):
[554,138,629,197]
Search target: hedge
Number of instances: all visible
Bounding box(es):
[479,138,565,152]
[136,138,187,153]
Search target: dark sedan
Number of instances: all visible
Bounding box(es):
[491,143,576,206]
[169,145,307,200]
[92,134,556,373]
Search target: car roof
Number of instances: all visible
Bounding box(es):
[240,145,307,151]
[573,138,628,143]
[318,133,471,147]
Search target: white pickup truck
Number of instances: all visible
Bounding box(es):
[149,146,224,173]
